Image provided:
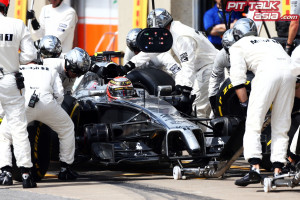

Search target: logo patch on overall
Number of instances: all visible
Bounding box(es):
[180,52,188,62]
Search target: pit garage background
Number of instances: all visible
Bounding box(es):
[8,0,287,63]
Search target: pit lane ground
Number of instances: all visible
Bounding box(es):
[1,159,299,200]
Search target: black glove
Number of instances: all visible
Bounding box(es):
[31,19,40,30]
[26,10,36,20]
[239,99,248,119]
[27,10,40,30]
[90,63,120,79]
[15,72,25,90]
[171,85,183,95]
[209,95,218,116]
[176,86,194,115]
[285,43,293,56]
[117,61,136,76]
[116,65,128,76]
[90,63,108,78]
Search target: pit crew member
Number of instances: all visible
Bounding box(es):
[0,0,37,188]
[208,28,235,116]
[230,18,296,186]
[27,0,78,54]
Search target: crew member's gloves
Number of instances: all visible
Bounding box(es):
[176,86,195,115]
[90,63,108,78]
[171,85,183,95]
[239,99,248,119]
[285,43,293,56]
[90,63,120,79]
[26,10,36,19]
[117,61,136,76]
[209,95,218,117]
[27,10,40,30]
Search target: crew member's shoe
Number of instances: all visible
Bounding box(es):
[0,171,13,185]
[58,166,78,181]
[22,173,37,188]
[235,169,261,186]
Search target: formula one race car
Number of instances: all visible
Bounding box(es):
[10,52,249,182]
[14,51,298,182]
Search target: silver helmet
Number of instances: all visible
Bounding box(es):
[38,35,62,58]
[147,8,173,28]
[222,29,235,53]
[232,18,258,41]
[65,47,91,77]
[126,28,142,53]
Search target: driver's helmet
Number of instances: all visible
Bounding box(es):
[106,77,135,99]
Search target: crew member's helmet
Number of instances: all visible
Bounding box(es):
[38,35,62,58]
[126,28,142,53]
[222,29,236,53]
[232,18,258,41]
[0,0,9,16]
[106,77,135,99]
[147,8,173,28]
[65,47,91,77]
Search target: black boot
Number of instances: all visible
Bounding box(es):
[58,162,78,181]
[22,173,37,188]
[20,167,37,188]
[0,171,13,185]
[235,169,261,186]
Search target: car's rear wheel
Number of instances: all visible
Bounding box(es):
[126,68,175,95]
[214,72,273,171]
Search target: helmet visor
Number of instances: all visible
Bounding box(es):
[110,87,135,98]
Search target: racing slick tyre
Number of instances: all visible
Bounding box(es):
[62,94,77,115]
[215,72,273,171]
[126,68,175,96]
[12,122,51,182]
[214,72,254,118]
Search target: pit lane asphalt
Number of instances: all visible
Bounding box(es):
[1,159,300,200]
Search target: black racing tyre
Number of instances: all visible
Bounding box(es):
[13,122,51,182]
[215,72,254,117]
[62,94,77,115]
[126,68,175,96]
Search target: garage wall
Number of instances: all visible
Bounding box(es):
[171,0,193,27]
